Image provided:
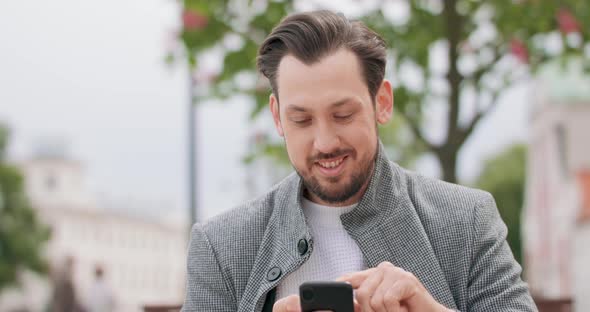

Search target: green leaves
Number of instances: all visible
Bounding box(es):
[176,0,590,181]
[250,1,291,31]
[0,125,9,161]
[475,144,527,265]
[0,125,50,291]
[219,39,258,82]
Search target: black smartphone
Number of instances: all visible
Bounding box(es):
[299,281,354,312]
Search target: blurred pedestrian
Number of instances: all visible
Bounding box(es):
[49,256,83,312]
[86,265,116,312]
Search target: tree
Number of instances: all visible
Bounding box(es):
[0,124,50,291]
[175,0,589,183]
[475,144,526,265]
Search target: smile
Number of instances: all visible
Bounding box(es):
[315,155,348,177]
[318,157,345,168]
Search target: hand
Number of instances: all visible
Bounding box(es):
[272,294,362,312]
[336,262,452,312]
[272,295,301,312]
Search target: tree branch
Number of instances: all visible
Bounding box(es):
[470,49,504,86]
[397,109,437,152]
[443,0,465,147]
[458,47,536,145]
[459,89,501,145]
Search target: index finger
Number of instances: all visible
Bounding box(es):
[335,268,377,288]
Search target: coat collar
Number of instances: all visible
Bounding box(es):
[240,141,457,311]
[341,143,457,309]
[238,162,309,311]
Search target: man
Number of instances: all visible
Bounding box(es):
[86,265,116,312]
[50,256,83,312]
[182,10,536,312]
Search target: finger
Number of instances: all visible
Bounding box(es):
[382,279,416,312]
[370,274,397,312]
[354,298,362,312]
[380,286,403,312]
[371,262,403,311]
[336,268,377,287]
[371,263,406,312]
[374,266,413,312]
[385,300,403,312]
[272,295,301,312]
[356,271,384,312]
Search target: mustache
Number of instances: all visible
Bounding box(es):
[309,149,354,162]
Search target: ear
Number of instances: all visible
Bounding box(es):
[269,93,284,137]
[375,79,393,125]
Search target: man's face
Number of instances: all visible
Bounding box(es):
[270,48,393,206]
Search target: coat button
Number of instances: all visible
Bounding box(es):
[298,239,308,255]
[267,267,282,282]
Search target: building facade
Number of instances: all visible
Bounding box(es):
[522,58,590,311]
[0,156,187,312]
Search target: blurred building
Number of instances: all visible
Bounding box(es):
[0,151,187,312]
[523,58,590,311]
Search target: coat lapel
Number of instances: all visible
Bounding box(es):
[341,143,458,309]
[238,174,313,312]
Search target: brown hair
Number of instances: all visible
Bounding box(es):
[257,10,387,102]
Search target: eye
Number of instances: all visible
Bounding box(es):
[334,113,353,121]
[291,118,311,126]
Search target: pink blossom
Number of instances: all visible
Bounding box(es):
[510,39,529,64]
[183,9,208,31]
[557,8,580,34]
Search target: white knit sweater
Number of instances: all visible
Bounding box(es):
[276,197,367,299]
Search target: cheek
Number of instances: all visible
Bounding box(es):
[345,127,378,163]
[342,120,377,146]
[283,130,313,166]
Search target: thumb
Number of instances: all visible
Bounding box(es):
[273,295,301,312]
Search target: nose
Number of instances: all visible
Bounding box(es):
[313,121,340,154]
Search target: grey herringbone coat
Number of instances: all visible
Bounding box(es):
[182,143,537,312]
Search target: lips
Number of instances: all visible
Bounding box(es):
[315,155,347,177]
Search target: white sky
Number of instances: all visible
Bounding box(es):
[0,0,530,224]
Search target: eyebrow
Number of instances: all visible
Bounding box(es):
[285,97,358,113]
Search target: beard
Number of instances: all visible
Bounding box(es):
[294,144,378,205]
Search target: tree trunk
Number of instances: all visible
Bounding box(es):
[440,0,461,185]
[437,147,458,184]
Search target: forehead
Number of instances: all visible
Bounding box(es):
[276,48,371,111]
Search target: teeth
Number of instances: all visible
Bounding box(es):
[319,158,343,169]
